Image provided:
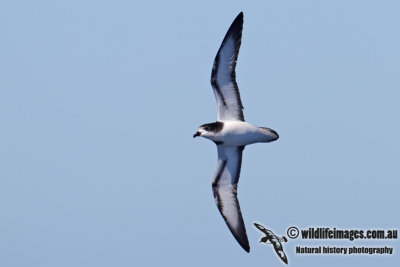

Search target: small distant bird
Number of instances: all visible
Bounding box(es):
[254,223,288,264]
[193,12,279,253]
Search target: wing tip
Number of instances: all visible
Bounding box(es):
[213,187,250,253]
[230,12,244,34]
[231,225,250,252]
[218,12,243,47]
[241,240,250,253]
[230,222,250,252]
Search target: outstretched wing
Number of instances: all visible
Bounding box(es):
[211,12,245,122]
[273,242,288,264]
[212,145,249,252]
[253,222,270,235]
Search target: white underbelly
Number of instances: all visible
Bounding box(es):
[217,121,267,146]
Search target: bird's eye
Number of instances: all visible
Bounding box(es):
[204,127,210,131]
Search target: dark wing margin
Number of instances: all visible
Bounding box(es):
[211,12,245,122]
[212,145,249,252]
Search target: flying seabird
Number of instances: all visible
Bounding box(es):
[254,223,288,264]
[193,12,279,252]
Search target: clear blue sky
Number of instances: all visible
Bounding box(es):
[1,1,399,266]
